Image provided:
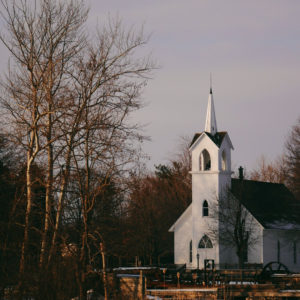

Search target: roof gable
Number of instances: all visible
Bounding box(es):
[220,133,234,150]
[190,131,229,150]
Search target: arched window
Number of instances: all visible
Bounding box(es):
[243,236,248,262]
[293,241,297,264]
[189,240,192,263]
[221,150,227,171]
[198,235,213,248]
[199,149,211,171]
[202,200,209,217]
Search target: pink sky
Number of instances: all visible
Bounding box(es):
[0,0,299,172]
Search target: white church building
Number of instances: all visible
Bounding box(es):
[169,88,300,272]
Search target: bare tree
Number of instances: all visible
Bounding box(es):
[284,117,300,200]
[0,1,88,296]
[66,21,153,298]
[208,179,259,269]
[250,155,286,184]
[36,0,87,271]
[250,118,300,200]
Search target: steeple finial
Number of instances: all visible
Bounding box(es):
[205,78,217,135]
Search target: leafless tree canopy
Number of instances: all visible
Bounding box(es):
[250,117,300,201]
[208,185,259,269]
[284,117,300,200]
[250,155,286,184]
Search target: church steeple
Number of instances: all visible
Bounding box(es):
[204,87,217,136]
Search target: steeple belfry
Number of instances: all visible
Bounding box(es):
[204,88,218,136]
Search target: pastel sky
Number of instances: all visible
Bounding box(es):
[0,1,299,173]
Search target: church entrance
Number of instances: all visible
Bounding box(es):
[197,235,216,269]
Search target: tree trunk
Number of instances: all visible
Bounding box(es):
[47,145,71,266]
[79,268,87,300]
[75,261,87,300]
[40,98,54,269]
[100,243,108,300]
[18,151,35,297]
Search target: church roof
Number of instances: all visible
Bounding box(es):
[231,179,300,230]
[190,131,227,148]
[168,204,192,232]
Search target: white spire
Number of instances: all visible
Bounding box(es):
[204,88,218,135]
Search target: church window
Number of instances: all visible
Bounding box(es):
[202,200,209,216]
[199,149,211,171]
[243,237,248,262]
[294,241,297,264]
[198,235,213,248]
[277,240,280,262]
[189,240,192,263]
[221,150,227,171]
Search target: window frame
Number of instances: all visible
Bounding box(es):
[202,200,209,217]
[199,149,211,171]
[198,235,213,249]
[189,240,192,263]
[221,149,227,171]
[294,241,297,264]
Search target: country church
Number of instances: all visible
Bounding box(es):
[169,88,300,272]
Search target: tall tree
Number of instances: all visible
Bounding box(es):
[285,117,300,200]
[58,18,152,300]
[0,2,88,294]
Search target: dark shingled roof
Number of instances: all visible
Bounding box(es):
[190,131,227,148]
[231,178,300,229]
